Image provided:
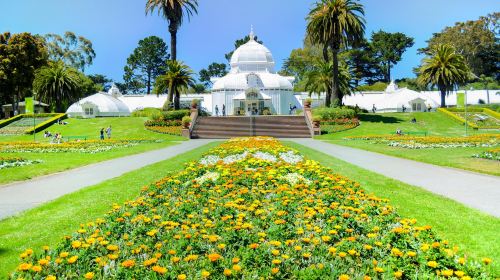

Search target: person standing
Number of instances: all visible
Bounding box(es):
[215,105,219,117]
[100,128,105,140]
[222,104,226,116]
[106,125,112,139]
[372,104,377,113]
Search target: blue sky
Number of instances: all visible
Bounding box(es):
[1,0,498,83]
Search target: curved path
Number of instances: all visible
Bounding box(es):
[0,139,215,220]
[291,139,500,217]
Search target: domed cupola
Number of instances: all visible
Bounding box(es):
[230,27,275,73]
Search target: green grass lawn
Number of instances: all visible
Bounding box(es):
[0,141,219,279]
[0,117,186,185]
[286,142,500,276]
[317,112,500,175]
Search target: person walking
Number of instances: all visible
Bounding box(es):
[106,125,112,139]
[222,104,226,116]
[100,128,105,140]
[215,105,219,117]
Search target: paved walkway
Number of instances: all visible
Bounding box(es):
[290,139,500,217]
[0,139,215,220]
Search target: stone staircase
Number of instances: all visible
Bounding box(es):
[191,116,312,139]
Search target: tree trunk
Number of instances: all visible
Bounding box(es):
[440,88,446,108]
[169,23,178,61]
[147,71,151,95]
[387,61,391,82]
[331,49,340,107]
[174,91,180,110]
[167,84,173,104]
[322,45,329,62]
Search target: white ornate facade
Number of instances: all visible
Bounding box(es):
[210,29,296,115]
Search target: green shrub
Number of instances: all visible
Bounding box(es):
[356,82,388,91]
[313,107,356,121]
[131,108,162,118]
[162,110,190,121]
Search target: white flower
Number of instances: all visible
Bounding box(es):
[279,151,304,164]
[199,155,221,166]
[252,151,277,162]
[222,152,248,164]
[194,172,220,185]
[281,173,312,186]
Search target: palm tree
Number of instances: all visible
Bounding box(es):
[155,60,195,110]
[305,60,353,105]
[418,44,471,107]
[145,0,198,61]
[307,0,365,107]
[33,62,82,112]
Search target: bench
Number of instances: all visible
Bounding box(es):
[392,131,428,136]
[65,136,88,141]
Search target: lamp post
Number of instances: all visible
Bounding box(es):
[33,92,36,142]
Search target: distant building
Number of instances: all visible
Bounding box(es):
[2,100,49,118]
[66,85,131,118]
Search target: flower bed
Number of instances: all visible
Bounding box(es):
[145,126,182,136]
[10,137,492,279]
[0,140,162,154]
[0,157,42,170]
[472,148,500,161]
[321,118,360,135]
[345,134,499,149]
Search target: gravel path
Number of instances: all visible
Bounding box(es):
[290,139,500,217]
[0,140,215,220]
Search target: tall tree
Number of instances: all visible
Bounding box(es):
[370,30,414,82]
[154,60,195,109]
[145,0,198,61]
[345,38,383,86]
[307,0,365,107]
[123,36,169,95]
[32,61,84,112]
[420,13,499,78]
[225,35,263,62]
[88,74,113,92]
[199,62,228,87]
[0,32,47,114]
[305,60,353,103]
[44,31,96,72]
[417,44,471,107]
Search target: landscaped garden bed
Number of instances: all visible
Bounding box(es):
[10,137,493,279]
[472,148,500,161]
[0,139,163,154]
[344,134,499,149]
[438,108,500,130]
[0,157,42,170]
[0,113,67,135]
[143,110,190,137]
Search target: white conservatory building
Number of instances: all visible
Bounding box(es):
[67,84,131,118]
[210,29,297,115]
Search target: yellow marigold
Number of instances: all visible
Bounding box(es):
[143,258,158,266]
[201,270,210,278]
[407,251,417,257]
[427,261,438,268]
[483,258,492,265]
[218,243,226,249]
[294,245,302,251]
[374,267,384,273]
[38,259,49,266]
[394,271,403,278]
[233,264,242,272]
[321,236,331,242]
[46,276,56,280]
[72,241,82,249]
[458,257,466,265]
[348,249,357,256]
[42,246,50,251]
[328,247,337,254]
[339,252,347,258]
[339,274,350,280]
[454,271,465,277]
[232,257,240,264]
[223,268,232,276]
[249,243,259,249]
[31,265,42,272]
[208,253,222,262]
[272,259,282,265]
[271,249,280,256]
[363,276,371,280]
[106,245,119,251]
[364,245,372,250]
[59,252,69,258]
[302,253,311,259]
[152,265,168,274]
[442,270,453,277]
[171,257,181,263]
[108,254,118,260]
[67,256,78,264]
[178,274,187,280]
[84,272,95,279]
[121,259,135,268]
[271,267,279,274]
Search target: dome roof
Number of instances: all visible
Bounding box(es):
[67,92,131,115]
[230,29,275,73]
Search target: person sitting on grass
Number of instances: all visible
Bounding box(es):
[396,128,402,135]
[411,117,417,123]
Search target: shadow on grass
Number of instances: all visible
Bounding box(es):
[359,114,403,124]
[0,247,10,256]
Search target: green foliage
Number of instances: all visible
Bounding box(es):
[417,44,472,107]
[199,62,227,86]
[161,109,190,121]
[24,113,67,134]
[370,30,414,82]
[420,12,499,78]
[123,36,169,95]
[87,74,113,92]
[154,60,195,110]
[130,108,163,118]
[313,107,356,120]
[188,83,207,94]
[43,31,96,72]
[304,60,353,100]
[395,78,427,91]
[0,32,48,112]
[181,115,191,125]
[32,61,86,113]
[356,81,388,91]
[345,39,384,86]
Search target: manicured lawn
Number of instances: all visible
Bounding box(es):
[286,142,500,276]
[0,117,185,184]
[0,141,219,278]
[317,112,500,175]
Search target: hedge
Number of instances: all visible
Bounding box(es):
[0,114,23,129]
[313,107,356,121]
[484,108,500,119]
[24,113,67,134]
